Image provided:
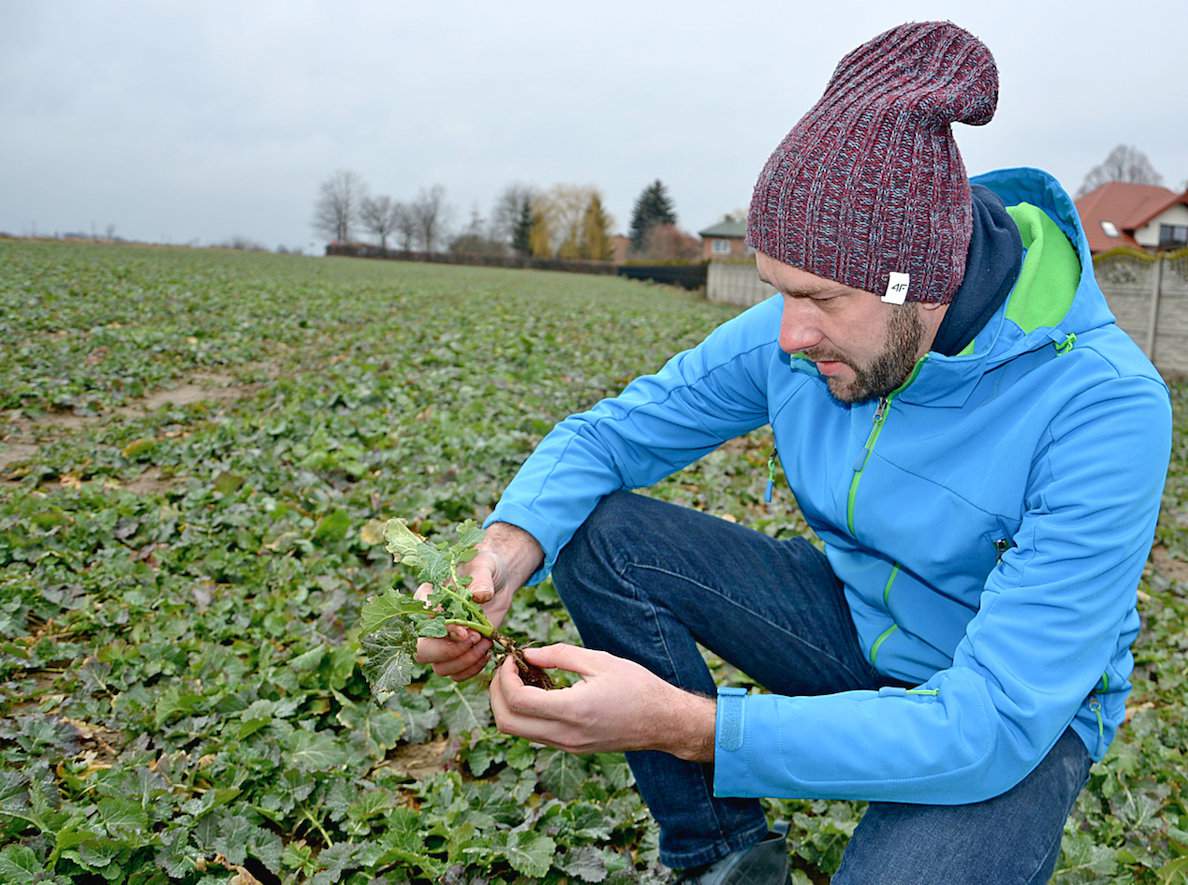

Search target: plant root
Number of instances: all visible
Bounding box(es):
[494,636,556,690]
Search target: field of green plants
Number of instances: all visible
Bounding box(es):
[1,240,1185,883]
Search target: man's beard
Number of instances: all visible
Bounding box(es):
[815,305,925,405]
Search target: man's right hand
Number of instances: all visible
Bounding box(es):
[413,522,543,682]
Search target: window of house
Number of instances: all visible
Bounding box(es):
[1101,220,1120,238]
[712,239,731,254]
[1159,224,1188,247]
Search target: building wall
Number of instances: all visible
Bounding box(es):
[1134,203,1188,247]
[701,237,747,260]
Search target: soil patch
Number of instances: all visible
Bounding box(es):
[0,442,39,473]
[121,372,249,414]
[1,370,261,481]
[1149,544,1188,587]
[381,736,451,780]
[122,467,185,495]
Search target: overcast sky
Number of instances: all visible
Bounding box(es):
[2,1,1185,252]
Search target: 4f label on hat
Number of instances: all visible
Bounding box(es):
[882,272,910,304]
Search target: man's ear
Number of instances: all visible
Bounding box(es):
[918,301,947,313]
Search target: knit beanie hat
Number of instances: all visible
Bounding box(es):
[747,21,999,304]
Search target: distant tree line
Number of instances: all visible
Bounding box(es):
[1075,144,1188,197]
[312,171,704,262]
[1077,145,1165,199]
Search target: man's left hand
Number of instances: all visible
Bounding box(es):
[488,643,716,762]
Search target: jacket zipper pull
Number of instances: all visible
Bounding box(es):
[873,398,888,424]
[1089,694,1104,757]
[853,398,889,472]
[765,449,777,503]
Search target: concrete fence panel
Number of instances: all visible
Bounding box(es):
[1096,251,1188,377]
[707,262,771,307]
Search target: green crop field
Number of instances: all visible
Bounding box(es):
[1,240,1185,883]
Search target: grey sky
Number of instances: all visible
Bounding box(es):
[2,1,1185,252]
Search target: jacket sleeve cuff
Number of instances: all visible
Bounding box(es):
[713,686,767,798]
[482,503,555,586]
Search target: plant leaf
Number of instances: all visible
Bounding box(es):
[286,730,348,772]
[503,830,556,878]
[359,588,431,634]
[362,626,420,699]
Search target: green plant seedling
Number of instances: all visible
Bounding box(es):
[360,519,555,700]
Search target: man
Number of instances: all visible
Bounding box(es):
[416,21,1172,884]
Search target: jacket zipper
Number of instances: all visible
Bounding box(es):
[765,448,778,503]
[845,357,927,537]
[847,397,890,534]
[869,563,901,666]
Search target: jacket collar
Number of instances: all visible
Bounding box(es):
[892,168,1115,408]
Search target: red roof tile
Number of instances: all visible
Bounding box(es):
[1075,181,1188,253]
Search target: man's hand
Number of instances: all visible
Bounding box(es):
[414,522,542,682]
[489,643,717,762]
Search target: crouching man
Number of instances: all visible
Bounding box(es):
[415,21,1171,884]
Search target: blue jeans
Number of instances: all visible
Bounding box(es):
[551,491,1093,883]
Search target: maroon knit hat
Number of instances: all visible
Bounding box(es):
[747,21,999,304]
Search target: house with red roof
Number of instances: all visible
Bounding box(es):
[1075,181,1188,254]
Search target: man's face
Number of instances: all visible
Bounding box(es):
[755,251,927,404]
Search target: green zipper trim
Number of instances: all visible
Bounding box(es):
[1100,672,1109,692]
[1090,696,1104,741]
[905,688,939,696]
[869,623,898,666]
[847,402,890,534]
[845,357,928,536]
[1055,332,1076,355]
[882,564,900,606]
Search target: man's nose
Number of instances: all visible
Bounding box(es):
[778,299,824,354]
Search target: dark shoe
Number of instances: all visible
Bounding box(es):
[674,822,791,884]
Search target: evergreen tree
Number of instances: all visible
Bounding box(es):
[629,180,677,252]
[512,196,533,257]
[580,193,613,260]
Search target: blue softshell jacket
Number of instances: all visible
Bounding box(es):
[485,168,1172,805]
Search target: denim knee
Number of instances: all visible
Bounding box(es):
[554,491,637,584]
[552,490,643,619]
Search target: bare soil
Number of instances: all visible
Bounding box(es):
[122,467,184,495]
[383,736,451,780]
[1149,544,1188,587]
[0,442,39,472]
[119,372,246,414]
[0,369,264,482]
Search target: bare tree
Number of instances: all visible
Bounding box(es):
[640,224,702,261]
[491,183,537,248]
[411,184,450,253]
[313,170,367,243]
[393,202,418,251]
[360,194,400,251]
[449,205,506,256]
[1077,145,1164,198]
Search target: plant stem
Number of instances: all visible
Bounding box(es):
[443,618,495,638]
[302,807,334,848]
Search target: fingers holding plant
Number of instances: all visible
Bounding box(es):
[359,519,553,699]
